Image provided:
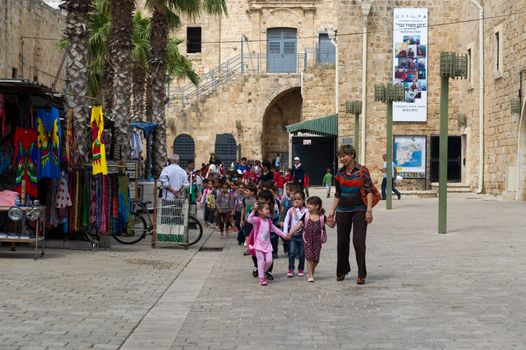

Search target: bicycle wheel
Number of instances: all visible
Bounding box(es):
[112,213,147,244]
[185,215,203,246]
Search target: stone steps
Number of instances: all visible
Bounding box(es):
[399,190,437,199]
[431,182,473,193]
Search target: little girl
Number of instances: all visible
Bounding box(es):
[287,196,335,282]
[247,199,289,286]
[283,191,307,277]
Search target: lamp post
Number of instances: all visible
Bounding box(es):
[346,100,362,161]
[374,84,405,210]
[439,52,468,233]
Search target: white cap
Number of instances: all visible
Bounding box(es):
[294,156,300,161]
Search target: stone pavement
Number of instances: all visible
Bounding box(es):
[167,189,526,350]
[0,227,215,350]
[1,190,526,350]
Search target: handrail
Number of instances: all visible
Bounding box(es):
[169,47,336,111]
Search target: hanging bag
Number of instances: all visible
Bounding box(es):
[359,165,381,208]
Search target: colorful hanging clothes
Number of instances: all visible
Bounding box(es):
[13,128,38,198]
[90,106,108,175]
[36,107,61,179]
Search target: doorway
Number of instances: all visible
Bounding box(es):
[430,136,462,182]
[291,136,336,185]
[267,28,297,73]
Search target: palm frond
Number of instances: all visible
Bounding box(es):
[166,38,199,85]
[203,0,227,16]
[132,11,151,65]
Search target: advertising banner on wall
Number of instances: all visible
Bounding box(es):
[392,8,428,122]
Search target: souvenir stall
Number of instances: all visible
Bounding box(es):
[0,79,133,254]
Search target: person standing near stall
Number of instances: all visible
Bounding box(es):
[328,145,373,285]
[291,157,304,187]
[159,154,189,200]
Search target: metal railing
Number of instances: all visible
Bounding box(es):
[169,48,335,111]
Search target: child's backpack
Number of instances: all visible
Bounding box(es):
[206,192,216,209]
[246,217,273,256]
[303,212,327,244]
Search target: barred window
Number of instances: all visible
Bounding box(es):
[187,27,202,54]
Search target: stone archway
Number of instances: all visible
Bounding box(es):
[261,87,302,168]
[517,101,526,200]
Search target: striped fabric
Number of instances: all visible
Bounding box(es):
[334,164,372,212]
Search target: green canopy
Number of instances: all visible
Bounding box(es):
[286,114,338,137]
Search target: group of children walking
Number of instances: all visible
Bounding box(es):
[199,179,334,286]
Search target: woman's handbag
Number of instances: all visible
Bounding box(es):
[359,166,381,208]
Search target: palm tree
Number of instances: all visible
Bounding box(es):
[108,0,135,160]
[60,0,95,164]
[131,11,151,121]
[145,0,227,176]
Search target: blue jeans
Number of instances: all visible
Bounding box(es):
[288,235,305,271]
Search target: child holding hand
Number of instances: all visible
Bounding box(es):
[287,196,335,282]
[247,200,289,286]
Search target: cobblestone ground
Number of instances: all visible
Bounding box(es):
[169,190,526,350]
[0,233,210,350]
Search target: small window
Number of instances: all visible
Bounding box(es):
[467,48,472,82]
[33,75,38,82]
[495,31,501,72]
[187,27,202,53]
[11,68,17,78]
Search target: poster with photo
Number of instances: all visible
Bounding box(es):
[393,8,428,122]
[393,135,426,178]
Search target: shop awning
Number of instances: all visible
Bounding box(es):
[286,114,338,137]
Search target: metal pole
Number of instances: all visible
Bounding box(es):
[386,101,393,210]
[240,36,244,74]
[354,112,360,162]
[439,76,449,233]
[304,48,307,72]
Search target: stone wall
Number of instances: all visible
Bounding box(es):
[337,0,464,188]
[167,74,302,166]
[0,0,65,88]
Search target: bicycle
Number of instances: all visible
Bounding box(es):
[112,199,204,246]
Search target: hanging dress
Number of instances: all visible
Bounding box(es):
[36,107,61,179]
[13,128,38,198]
[90,106,108,175]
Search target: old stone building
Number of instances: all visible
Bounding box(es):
[0,0,65,88]
[168,0,524,198]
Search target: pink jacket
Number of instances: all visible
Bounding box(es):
[247,211,286,253]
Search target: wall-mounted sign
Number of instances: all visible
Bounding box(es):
[393,135,427,178]
[393,8,428,122]
[303,139,312,145]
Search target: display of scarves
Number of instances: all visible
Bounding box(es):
[0,143,12,176]
[90,106,108,175]
[13,128,38,198]
[36,107,61,179]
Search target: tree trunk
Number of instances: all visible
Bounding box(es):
[146,8,169,176]
[108,0,134,160]
[60,0,94,165]
[131,62,146,121]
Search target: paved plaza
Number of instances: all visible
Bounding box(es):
[1,189,526,349]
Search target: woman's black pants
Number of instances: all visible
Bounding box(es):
[336,210,368,279]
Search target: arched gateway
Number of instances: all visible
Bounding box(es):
[261,87,302,170]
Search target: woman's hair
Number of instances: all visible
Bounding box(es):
[307,196,325,215]
[338,144,356,159]
[294,191,306,205]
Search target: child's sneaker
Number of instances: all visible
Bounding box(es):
[287,270,294,277]
[298,270,305,277]
[252,268,258,278]
[259,278,268,286]
[265,272,274,280]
